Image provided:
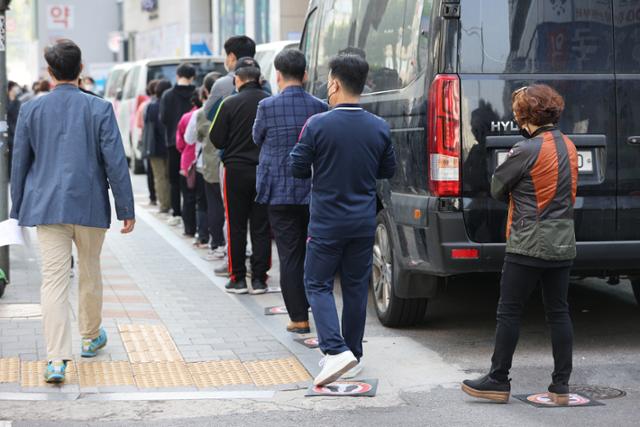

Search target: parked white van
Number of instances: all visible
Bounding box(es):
[115,56,225,173]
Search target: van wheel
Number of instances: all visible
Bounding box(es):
[372,212,428,327]
[631,278,640,306]
[133,158,145,175]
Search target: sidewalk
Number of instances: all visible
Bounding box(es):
[0,194,317,395]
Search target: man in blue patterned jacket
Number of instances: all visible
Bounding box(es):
[252,49,327,334]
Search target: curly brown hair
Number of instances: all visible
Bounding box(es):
[512,84,565,126]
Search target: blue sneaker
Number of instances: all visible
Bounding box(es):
[44,360,67,383]
[81,328,108,357]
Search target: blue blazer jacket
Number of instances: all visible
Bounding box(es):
[10,84,134,228]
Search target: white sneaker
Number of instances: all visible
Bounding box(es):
[167,216,181,227]
[212,246,227,259]
[340,359,363,379]
[314,351,357,386]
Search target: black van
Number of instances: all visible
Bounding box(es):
[300,0,640,326]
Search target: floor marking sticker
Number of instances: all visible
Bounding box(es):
[515,393,604,408]
[294,337,319,349]
[306,379,378,397]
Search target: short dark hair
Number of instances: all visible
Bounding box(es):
[203,71,222,92]
[44,39,82,81]
[191,90,202,108]
[38,80,51,92]
[8,81,18,91]
[274,49,306,82]
[328,54,369,95]
[235,66,261,83]
[146,79,159,96]
[176,62,196,79]
[155,79,172,98]
[224,36,256,59]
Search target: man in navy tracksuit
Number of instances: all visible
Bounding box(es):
[290,54,396,386]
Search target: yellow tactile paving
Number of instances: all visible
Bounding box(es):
[20,361,77,387]
[0,358,19,383]
[77,361,135,388]
[188,360,253,388]
[131,361,195,388]
[243,358,311,386]
[118,324,183,362]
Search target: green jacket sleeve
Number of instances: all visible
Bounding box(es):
[490,141,529,202]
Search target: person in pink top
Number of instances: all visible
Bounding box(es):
[176,91,204,242]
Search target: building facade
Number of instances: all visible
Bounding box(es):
[123,0,308,60]
[8,0,120,90]
[37,0,120,90]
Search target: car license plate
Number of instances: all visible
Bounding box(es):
[496,149,594,174]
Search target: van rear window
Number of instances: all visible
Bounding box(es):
[147,61,226,86]
[310,0,429,97]
[460,0,614,74]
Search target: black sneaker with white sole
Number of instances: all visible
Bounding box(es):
[224,278,248,294]
[461,374,511,403]
[250,278,268,295]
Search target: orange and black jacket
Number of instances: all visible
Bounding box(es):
[491,127,579,261]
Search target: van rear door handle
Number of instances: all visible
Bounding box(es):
[628,136,640,145]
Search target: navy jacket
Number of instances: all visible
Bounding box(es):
[290,104,396,238]
[143,98,167,158]
[10,84,134,228]
[159,84,196,147]
[252,86,327,205]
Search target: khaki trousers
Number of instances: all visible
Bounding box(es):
[150,157,170,211]
[37,224,106,361]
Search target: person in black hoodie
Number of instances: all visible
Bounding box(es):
[160,63,197,225]
[209,57,271,295]
[144,79,172,213]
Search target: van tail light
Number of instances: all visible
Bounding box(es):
[428,74,461,197]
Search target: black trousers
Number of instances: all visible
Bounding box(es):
[224,164,271,281]
[204,181,225,248]
[180,175,197,236]
[268,205,310,322]
[168,146,182,217]
[180,173,208,239]
[145,158,156,202]
[195,173,208,244]
[490,261,573,385]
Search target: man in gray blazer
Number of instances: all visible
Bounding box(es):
[10,39,135,383]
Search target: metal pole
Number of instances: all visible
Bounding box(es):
[0,1,10,282]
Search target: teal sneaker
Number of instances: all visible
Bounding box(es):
[81,328,108,357]
[44,360,67,383]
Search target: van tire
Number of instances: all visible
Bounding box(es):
[133,158,145,175]
[372,211,428,327]
[631,278,640,306]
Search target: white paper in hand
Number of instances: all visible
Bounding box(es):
[0,219,27,247]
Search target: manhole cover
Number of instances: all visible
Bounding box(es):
[569,385,626,400]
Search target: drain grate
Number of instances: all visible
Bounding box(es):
[569,385,626,400]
